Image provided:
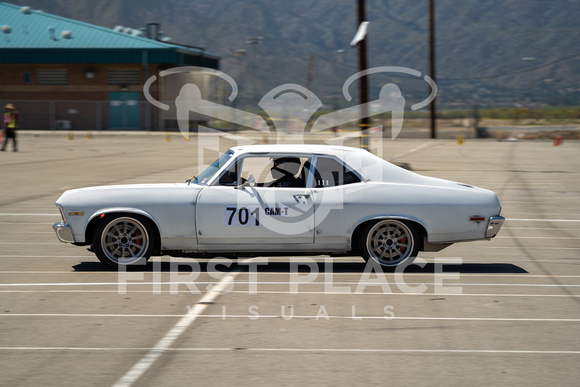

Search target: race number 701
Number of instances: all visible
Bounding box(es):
[225,206,260,226]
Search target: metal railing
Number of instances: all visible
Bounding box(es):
[1,100,159,131]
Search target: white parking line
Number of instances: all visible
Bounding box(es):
[0,289,579,297]
[496,236,579,240]
[226,291,580,297]
[504,227,580,231]
[3,290,579,297]
[0,242,62,245]
[0,222,52,225]
[1,232,54,234]
[1,313,181,317]
[0,346,149,351]
[1,347,579,355]
[508,218,580,222]
[490,246,580,250]
[176,348,580,355]
[1,313,580,323]
[0,255,90,258]
[112,259,249,387]
[488,259,580,263]
[507,212,580,216]
[1,281,580,288]
[0,213,56,216]
[2,271,580,278]
[501,201,579,204]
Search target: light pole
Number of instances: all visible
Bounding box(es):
[246,37,263,103]
[232,49,247,107]
[429,0,437,139]
[337,49,347,83]
[355,0,370,150]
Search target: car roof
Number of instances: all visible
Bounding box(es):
[226,143,425,184]
[229,144,369,157]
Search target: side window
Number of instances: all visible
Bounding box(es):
[311,157,362,187]
[217,155,311,188]
[218,161,239,186]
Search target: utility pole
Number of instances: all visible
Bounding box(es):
[232,49,247,107]
[356,0,370,149]
[246,37,263,103]
[306,54,315,91]
[429,0,437,139]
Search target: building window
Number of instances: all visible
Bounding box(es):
[37,69,68,85]
[108,70,141,85]
[22,72,31,83]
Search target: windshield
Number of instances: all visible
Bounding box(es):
[193,150,234,185]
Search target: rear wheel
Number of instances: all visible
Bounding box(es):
[93,215,156,269]
[360,219,419,267]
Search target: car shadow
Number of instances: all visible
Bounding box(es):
[72,259,528,274]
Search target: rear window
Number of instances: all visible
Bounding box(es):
[311,157,362,187]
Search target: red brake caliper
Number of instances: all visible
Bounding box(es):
[399,234,407,253]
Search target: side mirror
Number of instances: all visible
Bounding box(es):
[236,175,255,189]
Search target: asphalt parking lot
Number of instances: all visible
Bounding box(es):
[1,131,580,386]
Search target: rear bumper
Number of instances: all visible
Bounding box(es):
[486,216,505,238]
[52,221,75,243]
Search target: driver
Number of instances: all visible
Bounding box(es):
[268,157,301,187]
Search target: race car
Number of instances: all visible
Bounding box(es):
[53,144,505,269]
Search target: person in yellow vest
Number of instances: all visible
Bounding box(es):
[2,103,18,152]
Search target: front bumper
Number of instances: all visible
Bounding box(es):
[53,221,75,243]
[486,216,505,238]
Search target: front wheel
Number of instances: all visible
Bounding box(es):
[359,219,419,267]
[93,215,156,269]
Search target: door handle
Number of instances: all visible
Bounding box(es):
[293,194,311,200]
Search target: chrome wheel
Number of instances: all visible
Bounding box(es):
[95,216,153,268]
[361,220,417,267]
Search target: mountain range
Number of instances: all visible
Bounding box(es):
[5,0,580,108]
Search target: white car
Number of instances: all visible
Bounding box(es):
[53,144,505,269]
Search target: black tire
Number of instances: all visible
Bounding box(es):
[93,215,156,269]
[359,219,419,267]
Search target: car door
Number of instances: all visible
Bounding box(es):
[195,155,314,248]
[308,156,366,246]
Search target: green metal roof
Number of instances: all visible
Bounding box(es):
[0,2,219,65]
